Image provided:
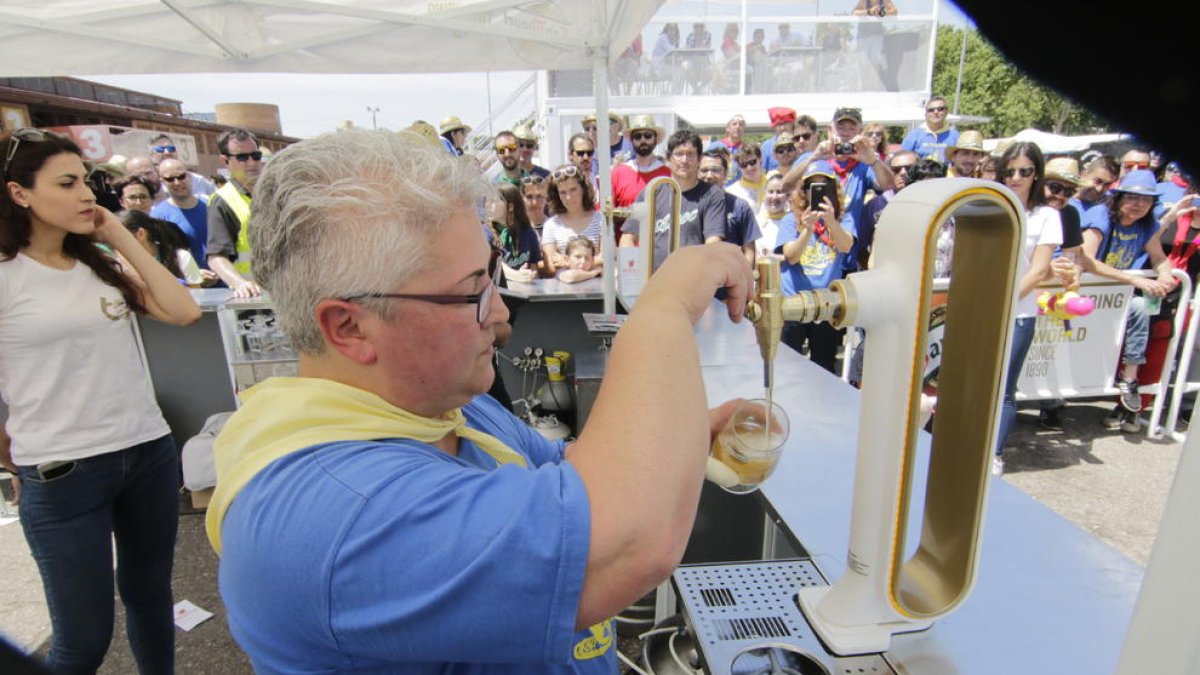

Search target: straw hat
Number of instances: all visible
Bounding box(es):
[623,114,665,141]
[401,120,442,147]
[948,130,985,156]
[95,154,127,177]
[581,112,622,127]
[511,124,537,143]
[439,116,470,135]
[1044,157,1086,186]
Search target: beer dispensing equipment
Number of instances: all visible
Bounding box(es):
[742,178,1024,656]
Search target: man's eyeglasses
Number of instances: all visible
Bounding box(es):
[224,150,263,162]
[889,163,914,174]
[520,174,546,185]
[495,144,519,155]
[162,174,189,183]
[518,141,537,150]
[122,193,152,202]
[582,124,597,132]
[552,165,582,181]
[926,106,948,113]
[795,132,814,141]
[739,158,759,168]
[3,128,48,178]
[1004,166,1036,179]
[572,149,595,158]
[1123,160,1150,170]
[152,144,176,153]
[775,144,796,153]
[631,131,657,142]
[1045,181,1077,197]
[338,253,501,325]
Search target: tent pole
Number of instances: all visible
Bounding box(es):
[593,48,617,315]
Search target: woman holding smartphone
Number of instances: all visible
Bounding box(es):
[773,160,855,374]
[0,129,199,672]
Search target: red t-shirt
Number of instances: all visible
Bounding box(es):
[611,162,673,208]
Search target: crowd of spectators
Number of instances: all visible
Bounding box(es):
[463,99,1197,474]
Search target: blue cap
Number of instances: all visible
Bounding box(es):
[1113,169,1160,197]
[804,160,837,182]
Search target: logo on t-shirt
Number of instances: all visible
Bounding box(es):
[573,619,614,660]
[100,295,130,321]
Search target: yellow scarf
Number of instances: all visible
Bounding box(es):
[205,377,527,554]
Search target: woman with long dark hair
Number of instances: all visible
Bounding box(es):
[487,182,543,282]
[0,129,199,672]
[540,164,604,276]
[992,141,1063,473]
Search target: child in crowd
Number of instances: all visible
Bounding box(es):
[556,236,602,283]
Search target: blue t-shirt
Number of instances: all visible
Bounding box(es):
[723,192,762,247]
[151,200,209,267]
[219,395,613,675]
[1155,180,1187,220]
[500,224,543,270]
[831,158,879,236]
[773,211,857,293]
[1083,206,1155,270]
[900,126,959,164]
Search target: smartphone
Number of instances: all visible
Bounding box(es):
[808,182,835,210]
[35,460,75,481]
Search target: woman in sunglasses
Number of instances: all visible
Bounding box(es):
[991,141,1064,472]
[540,164,605,276]
[0,129,199,671]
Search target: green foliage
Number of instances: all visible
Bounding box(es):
[931,25,1108,137]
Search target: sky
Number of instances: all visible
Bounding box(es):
[84,1,976,140]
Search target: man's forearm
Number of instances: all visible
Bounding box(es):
[208,255,247,288]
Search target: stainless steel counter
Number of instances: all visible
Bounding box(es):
[690,301,1143,674]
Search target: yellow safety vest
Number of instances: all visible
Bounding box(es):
[216,182,253,276]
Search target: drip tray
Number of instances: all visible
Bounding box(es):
[673,560,895,675]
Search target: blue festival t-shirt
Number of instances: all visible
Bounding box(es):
[1083,206,1155,270]
[219,395,614,675]
[900,126,959,164]
[773,211,857,293]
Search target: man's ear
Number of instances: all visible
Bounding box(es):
[314,299,378,365]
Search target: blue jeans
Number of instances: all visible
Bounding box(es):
[1122,296,1150,367]
[997,317,1036,454]
[18,435,178,674]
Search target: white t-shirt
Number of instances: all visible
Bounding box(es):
[1016,205,1064,317]
[0,254,169,465]
[541,212,605,254]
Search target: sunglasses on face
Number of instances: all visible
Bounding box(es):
[152,144,176,153]
[926,106,947,113]
[552,165,582,181]
[865,131,884,138]
[3,128,48,178]
[795,132,813,141]
[225,151,263,162]
[495,144,518,154]
[339,252,501,325]
[739,158,759,168]
[518,141,536,150]
[889,163,914,173]
[582,124,597,132]
[1123,161,1150,170]
[520,174,546,185]
[775,145,796,153]
[1045,181,1077,197]
[162,174,189,183]
[573,149,595,158]
[631,131,657,142]
[1004,166,1036,179]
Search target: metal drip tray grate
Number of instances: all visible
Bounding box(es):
[674,560,895,675]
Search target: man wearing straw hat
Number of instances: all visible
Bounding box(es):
[512,124,550,180]
[946,130,987,178]
[611,114,671,208]
[439,115,471,156]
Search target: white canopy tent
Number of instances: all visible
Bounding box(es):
[0,0,665,312]
[984,128,1129,154]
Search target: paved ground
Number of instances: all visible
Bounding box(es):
[0,399,1184,672]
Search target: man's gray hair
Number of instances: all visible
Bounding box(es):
[249,128,490,355]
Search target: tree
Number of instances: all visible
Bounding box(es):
[931,25,1108,137]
